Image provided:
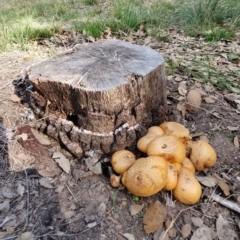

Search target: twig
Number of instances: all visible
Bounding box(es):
[0,215,15,227]
[24,169,30,223]
[66,184,78,203]
[162,206,193,239]
[211,193,240,214]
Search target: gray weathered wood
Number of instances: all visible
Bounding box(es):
[24,40,167,156]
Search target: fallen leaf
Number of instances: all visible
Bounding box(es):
[31,128,51,146]
[55,185,64,193]
[130,204,144,216]
[211,112,221,119]
[38,169,57,178]
[1,187,18,199]
[85,153,102,175]
[64,211,75,219]
[122,233,135,240]
[10,94,21,103]
[39,178,53,189]
[205,96,217,103]
[87,222,97,228]
[195,176,217,187]
[16,200,26,210]
[16,231,35,240]
[216,215,237,240]
[52,151,70,174]
[191,217,203,228]
[234,136,239,148]
[143,201,167,234]
[175,76,183,82]
[190,227,214,240]
[97,202,107,217]
[178,81,187,96]
[213,173,230,196]
[181,223,192,239]
[0,199,10,211]
[0,227,14,238]
[101,27,111,39]
[17,184,25,196]
[165,219,176,238]
[195,88,208,96]
[227,126,239,131]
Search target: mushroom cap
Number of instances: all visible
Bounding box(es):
[137,126,164,153]
[121,156,168,197]
[164,162,178,191]
[187,140,217,171]
[147,135,186,164]
[110,174,121,188]
[181,157,195,174]
[173,168,202,205]
[159,122,191,143]
[111,150,136,174]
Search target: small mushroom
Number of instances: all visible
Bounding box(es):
[159,122,191,143]
[110,174,121,188]
[137,126,164,153]
[111,149,136,174]
[147,135,186,164]
[186,140,217,171]
[173,168,202,205]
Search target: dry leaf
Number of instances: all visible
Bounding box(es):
[175,76,183,82]
[64,211,75,219]
[85,155,102,175]
[130,204,144,216]
[52,151,70,174]
[1,187,18,199]
[10,94,21,103]
[205,96,217,103]
[181,223,192,239]
[122,233,135,240]
[216,215,237,240]
[143,201,167,233]
[227,126,239,131]
[212,112,221,119]
[213,173,230,196]
[195,88,208,96]
[38,169,57,178]
[178,81,187,96]
[234,136,239,148]
[186,90,202,111]
[191,217,203,228]
[0,227,14,238]
[0,199,10,211]
[16,231,35,240]
[31,128,51,146]
[101,27,111,39]
[195,176,217,187]
[39,178,53,189]
[17,184,25,196]
[190,227,214,240]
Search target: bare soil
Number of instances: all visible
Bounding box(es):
[0,34,240,240]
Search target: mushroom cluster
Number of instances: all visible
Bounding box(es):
[110,122,217,205]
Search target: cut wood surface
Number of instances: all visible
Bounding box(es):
[23,40,167,156]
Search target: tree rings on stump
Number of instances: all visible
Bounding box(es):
[22,40,167,157]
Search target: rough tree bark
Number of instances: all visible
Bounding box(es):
[22,40,167,157]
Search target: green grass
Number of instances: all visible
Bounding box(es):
[0,0,240,51]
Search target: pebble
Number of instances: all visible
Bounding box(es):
[115,224,122,230]
[121,200,127,207]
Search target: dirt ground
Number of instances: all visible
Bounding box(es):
[0,32,240,240]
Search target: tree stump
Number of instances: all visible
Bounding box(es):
[22,40,167,157]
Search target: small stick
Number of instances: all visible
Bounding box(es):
[211,193,240,214]
[162,206,193,239]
